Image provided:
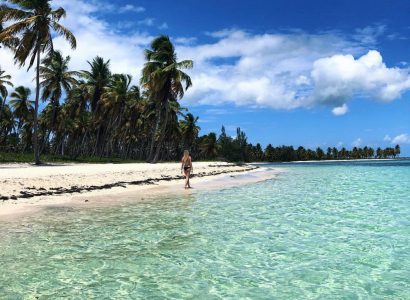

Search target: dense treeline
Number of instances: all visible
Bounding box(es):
[196,126,401,162]
[0,1,403,164]
[0,49,198,162]
[0,0,199,163]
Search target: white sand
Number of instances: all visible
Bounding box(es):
[0,162,282,219]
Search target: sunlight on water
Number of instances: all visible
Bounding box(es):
[0,160,409,299]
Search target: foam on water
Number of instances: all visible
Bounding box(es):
[0,160,409,299]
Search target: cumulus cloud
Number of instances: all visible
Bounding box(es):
[1,1,409,116]
[385,133,410,144]
[178,29,362,110]
[178,30,410,113]
[332,104,349,116]
[0,0,153,89]
[310,50,410,107]
[391,134,410,144]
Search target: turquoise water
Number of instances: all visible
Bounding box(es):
[1,160,410,299]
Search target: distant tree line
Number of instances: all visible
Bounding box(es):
[194,126,402,162]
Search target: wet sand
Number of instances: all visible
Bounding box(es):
[0,162,283,220]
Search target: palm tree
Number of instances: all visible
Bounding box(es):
[141,35,193,163]
[0,103,16,145]
[0,0,76,164]
[99,74,138,155]
[0,66,13,121]
[394,144,400,158]
[82,56,111,113]
[180,113,200,150]
[0,20,18,49]
[40,50,79,130]
[9,86,34,130]
[199,132,218,159]
[120,86,144,158]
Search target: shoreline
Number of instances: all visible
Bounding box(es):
[254,158,399,164]
[0,162,283,220]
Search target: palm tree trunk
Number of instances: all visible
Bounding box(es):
[147,114,160,161]
[0,96,6,123]
[152,107,169,163]
[33,47,41,165]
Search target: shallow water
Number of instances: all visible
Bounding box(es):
[1,160,409,299]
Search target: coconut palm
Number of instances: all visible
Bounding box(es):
[9,86,34,131]
[141,35,193,163]
[180,113,200,150]
[0,0,76,164]
[101,74,134,125]
[0,20,18,49]
[0,103,16,145]
[0,66,12,99]
[199,132,218,159]
[82,56,111,113]
[98,74,139,155]
[40,50,79,128]
[0,66,13,121]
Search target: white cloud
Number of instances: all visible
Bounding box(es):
[384,135,392,142]
[119,4,145,13]
[352,138,362,147]
[138,18,155,27]
[1,2,409,117]
[175,37,197,45]
[332,104,349,116]
[353,25,386,44]
[178,29,410,113]
[310,50,410,107]
[178,29,362,110]
[391,134,410,144]
[295,75,310,86]
[0,0,153,90]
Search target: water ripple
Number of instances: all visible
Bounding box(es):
[0,161,409,299]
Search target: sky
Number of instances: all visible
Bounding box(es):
[1,0,410,155]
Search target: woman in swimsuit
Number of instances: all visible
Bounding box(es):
[181,150,193,189]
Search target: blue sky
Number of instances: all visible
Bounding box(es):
[1,0,409,154]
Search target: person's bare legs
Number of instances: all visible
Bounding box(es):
[184,169,191,189]
[184,169,189,189]
[187,169,191,188]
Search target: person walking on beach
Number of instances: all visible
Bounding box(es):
[181,150,193,189]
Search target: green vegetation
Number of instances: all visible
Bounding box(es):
[196,127,401,162]
[0,0,76,164]
[0,0,198,164]
[0,1,403,164]
[0,151,145,164]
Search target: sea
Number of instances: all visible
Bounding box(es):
[0,160,409,299]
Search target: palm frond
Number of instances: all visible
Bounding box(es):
[51,22,76,49]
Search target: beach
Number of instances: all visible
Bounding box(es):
[1,160,409,298]
[0,162,280,219]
